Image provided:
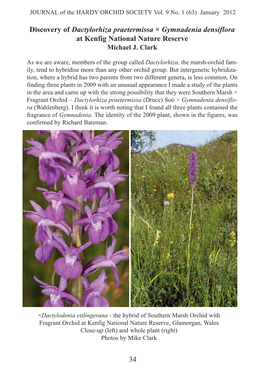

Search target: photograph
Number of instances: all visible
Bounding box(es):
[131,130,237,307]
[23,130,129,307]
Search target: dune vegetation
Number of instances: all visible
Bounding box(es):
[131,131,237,307]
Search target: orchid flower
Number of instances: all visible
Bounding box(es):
[83,236,129,287]
[24,130,128,307]
[34,276,79,307]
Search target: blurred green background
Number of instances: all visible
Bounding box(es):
[23,130,129,307]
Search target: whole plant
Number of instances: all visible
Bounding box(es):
[24,130,129,307]
[186,146,198,298]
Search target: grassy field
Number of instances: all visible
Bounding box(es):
[131,131,237,307]
[23,130,129,307]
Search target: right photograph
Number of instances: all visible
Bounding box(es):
[131,130,237,307]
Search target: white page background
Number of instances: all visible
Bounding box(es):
[2,1,263,371]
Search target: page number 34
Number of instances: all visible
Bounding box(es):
[129,356,137,362]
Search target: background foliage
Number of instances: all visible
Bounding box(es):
[131,131,237,307]
[131,130,156,153]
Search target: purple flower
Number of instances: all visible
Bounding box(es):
[61,130,81,143]
[85,187,105,203]
[34,276,79,307]
[74,205,112,245]
[24,200,71,244]
[24,130,129,307]
[74,194,120,245]
[82,270,109,307]
[105,131,123,150]
[189,147,198,186]
[85,165,127,203]
[70,131,107,169]
[62,167,86,199]
[34,228,63,264]
[82,168,105,203]
[103,131,123,169]
[24,139,70,186]
[45,131,66,153]
[98,193,122,215]
[83,236,129,287]
[53,234,92,279]
[54,253,83,279]
[37,188,81,223]
[71,131,122,170]
[164,201,170,206]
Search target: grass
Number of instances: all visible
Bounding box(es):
[131,131,237,307]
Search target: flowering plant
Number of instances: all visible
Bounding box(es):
[186,146,198,297]
[23,130,129,307]
[189,147,198,186]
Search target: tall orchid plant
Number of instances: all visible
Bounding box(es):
[186,147,198,298]
[24,130,129,307]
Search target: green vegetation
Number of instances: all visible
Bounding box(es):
[131,131,237,307]
[23,130,129,307]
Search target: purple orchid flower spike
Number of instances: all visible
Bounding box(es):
[34,276,79,307]
[53,234,92,279]
[189,147,198,186]
[82,270,109,307]
[24,130,128,307]
[82,236,129,287]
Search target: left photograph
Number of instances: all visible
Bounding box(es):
[23,130,129,307]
